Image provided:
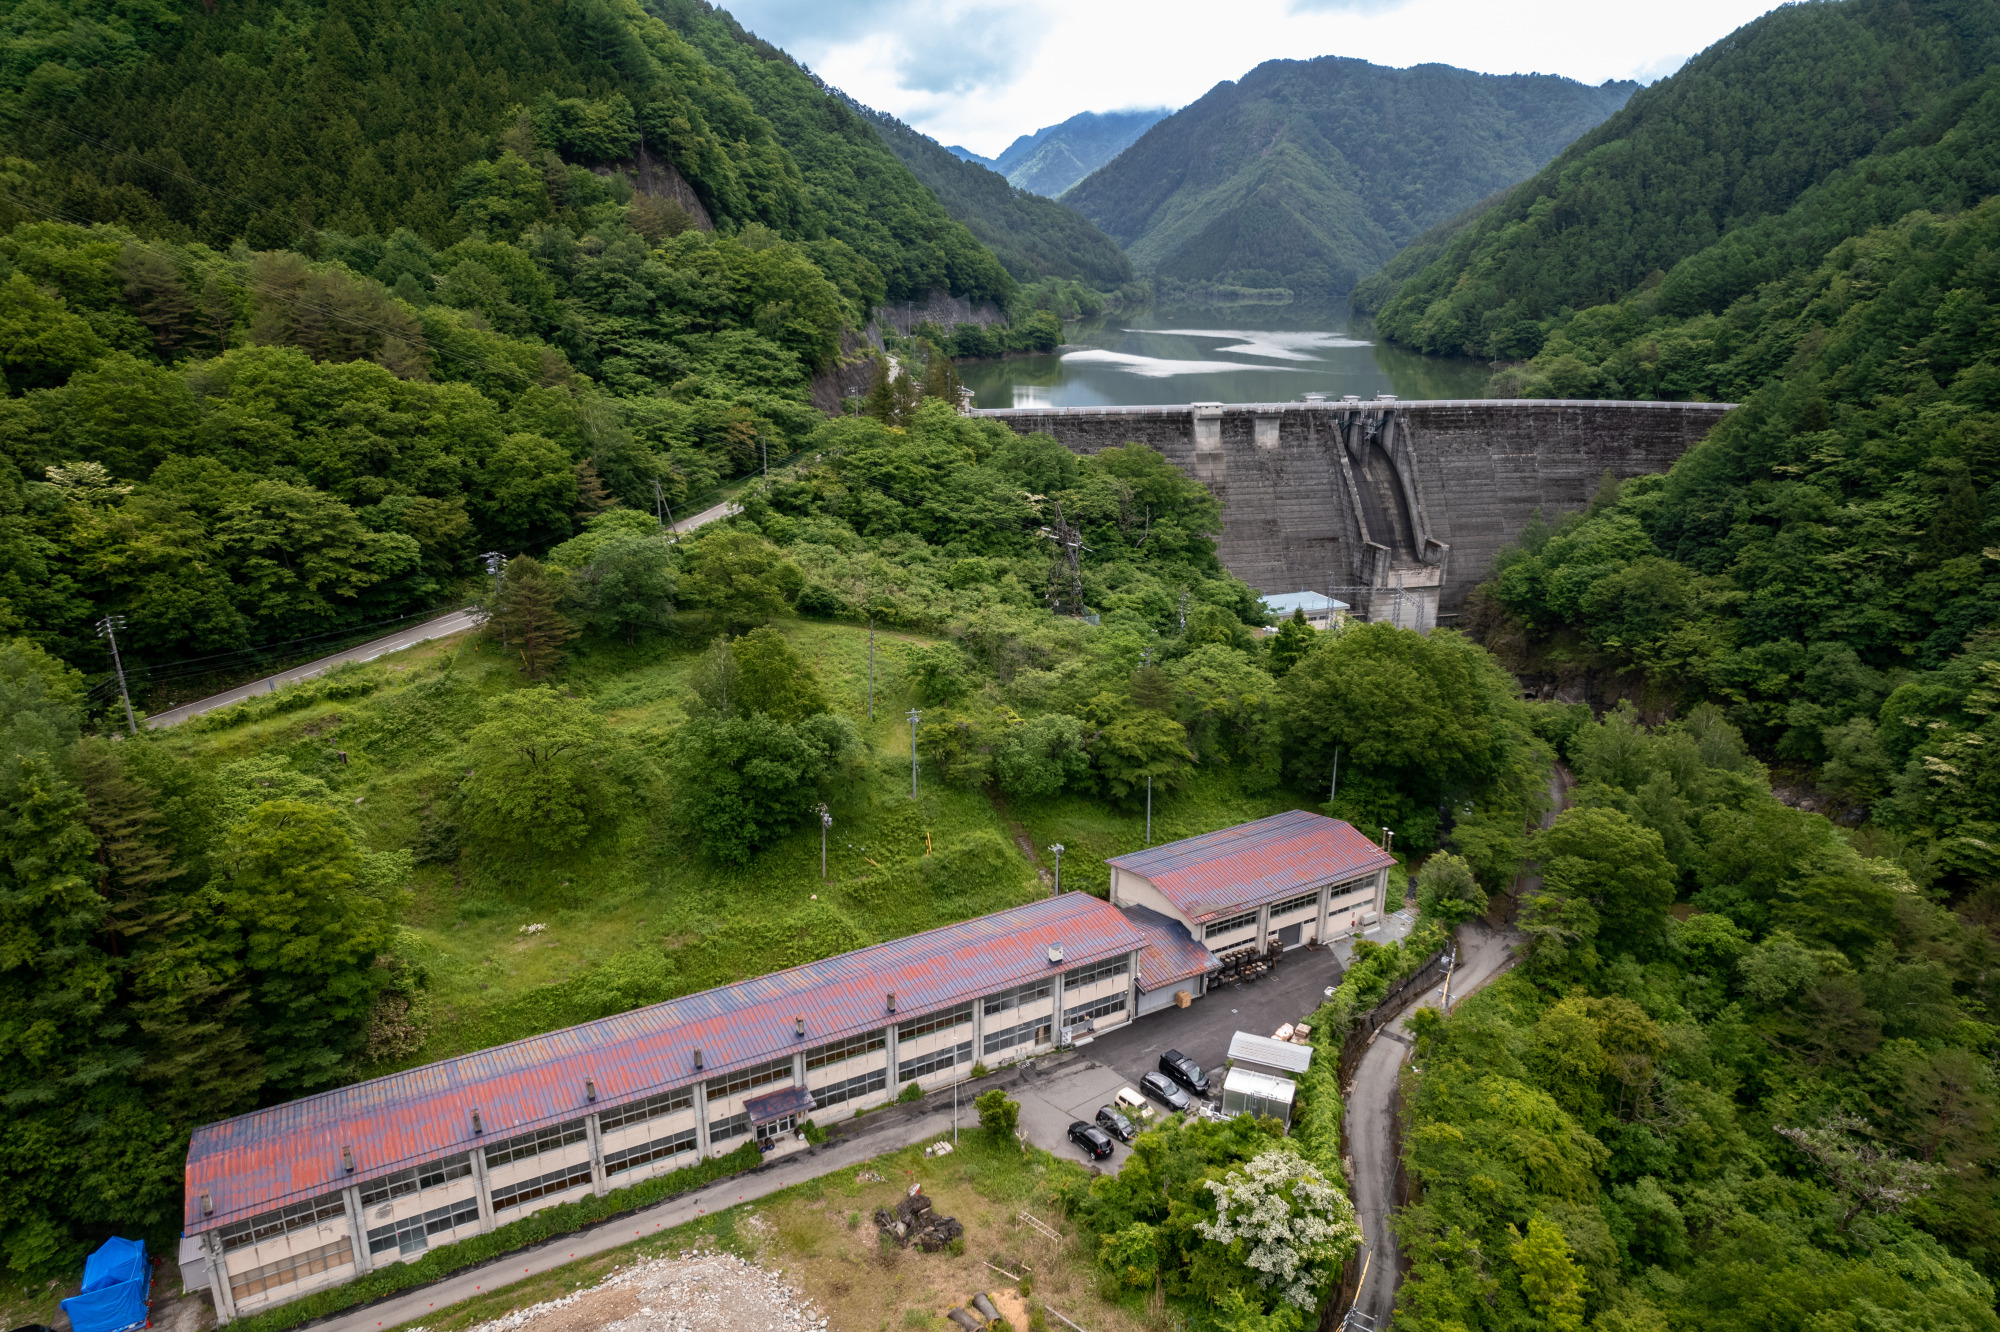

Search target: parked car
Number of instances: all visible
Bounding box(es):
[1160,1049,1211,1097]
[1113,1086,1156,1120]
[1096,1105,1137,1142]
[1068,1120,1115,1159]
[1140,1070,1192,1112]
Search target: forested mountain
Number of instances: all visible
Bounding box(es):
[1356,0,2000,357]
[1063,58,1633,297]
[855,106,1134,288]
[966,108,1173,199]
[4,0,1011,303]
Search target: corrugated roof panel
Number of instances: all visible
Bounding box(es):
[1122,904,1217,991]
[1106,811,1393,922]
[1228,1031,1314,1073]
[186,894,1143,1231]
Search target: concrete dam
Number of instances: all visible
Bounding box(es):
[974,398,1734,628]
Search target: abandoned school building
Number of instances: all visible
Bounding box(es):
[179,811,1393,1320]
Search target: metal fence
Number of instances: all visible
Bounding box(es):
[1334,947,1450,1086]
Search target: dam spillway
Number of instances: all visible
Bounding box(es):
[973,398,1734,628]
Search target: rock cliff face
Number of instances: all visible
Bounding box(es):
[869,289,1007,339]
[976,399,1733,626]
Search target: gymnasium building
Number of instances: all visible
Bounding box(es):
[178,812,1392,1320]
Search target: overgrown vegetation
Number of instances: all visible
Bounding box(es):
[1391,701,2000,1329]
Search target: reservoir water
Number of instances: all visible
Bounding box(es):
[958,300,1492,408]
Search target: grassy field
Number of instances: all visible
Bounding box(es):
[159,614,1315,1076]
[405,1130,1161,1332]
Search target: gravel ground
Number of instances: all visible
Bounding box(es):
[420,1251,829,1332]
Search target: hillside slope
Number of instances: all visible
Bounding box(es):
[2,0,1011,302]
[1064,57,1632,296]
[858,106,1134,287]
[1357,0,2000,357]
[989,108,1171,198]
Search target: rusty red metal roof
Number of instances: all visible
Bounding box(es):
[1121,904,1217,991]
[184,894,1143,1232]
[1106,811,1392,923]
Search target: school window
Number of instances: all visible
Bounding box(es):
[709,1057,794,1100]
[898,1041,973,1082]
[982,980,1051,1017]
[489,1160,594,1212]
[804,1030,885,1071]
[982,1017,1047,1056]
[228,1238,352,1299]
[810,1068,887,1110]
[1204,912,1258,940]
[366,1196,480,1256]
[358,1155,472,1207]
[483,1120,587,1168]
[1064,956,1129,989]
[1064,992,1127,1026]
[598,1087,693,1133]
[217,1193,349,1252]
[708,1111,752,1144]
[1271,890,1320,918]
[604,1129,697,1176]
[897,1003,973,1041]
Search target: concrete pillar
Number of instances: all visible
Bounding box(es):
[342,1185,372,1275]
[1256,903,1272,950]
[885,1021,901,1090]
[1128,948,1142,1017]
[693,1080,711,1156]
[1315,881,1332,945]
[1050,967,1067,1045]
[1374,866,1390,918]
[585,1112,607,1198]
[469,1145,496,1233]
[204,1232,238,1325]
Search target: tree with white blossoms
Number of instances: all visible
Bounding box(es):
[1195,1148,1363,1309]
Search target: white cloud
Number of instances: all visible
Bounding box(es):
[719,0,1783,157]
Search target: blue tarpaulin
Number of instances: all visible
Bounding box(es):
[61,1237,150,1332]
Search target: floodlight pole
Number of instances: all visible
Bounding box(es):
[907,708,922,798]
[1330,746,1340,804]
[96,616,136,736]
[868,618,876,721]
[1049,843,1064,896]
[481,551,508,645]
[818,803,832,880]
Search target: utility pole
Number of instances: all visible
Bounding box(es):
[1048,843,1064,896]
[1178,587,1189,635]
[1146,774,1152,846]
[868,618,876,721]
[761,433,768,479]
[1329,746,1341,804]
[1038,499,1091,618]
[480,551,508,645]
[818,803,832,880]
[96,615,136,736]
[654,478,678,535]
[907,708,922,798]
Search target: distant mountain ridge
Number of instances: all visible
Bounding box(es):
[1064,58,1635,297]
[853,104,1133,288]
[965,109,1173,198]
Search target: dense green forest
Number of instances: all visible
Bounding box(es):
[1394,704,2000,1330]
[1355,0,2000,358]
[1063,56,1633,298]
[855,104,1135,290]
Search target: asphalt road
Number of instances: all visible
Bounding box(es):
[147,500,744,730]
[1345,920,1521,1329]
[144,608,484,729]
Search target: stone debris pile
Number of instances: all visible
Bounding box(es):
[874,1184,965,1252]
[427,1249,828,1332]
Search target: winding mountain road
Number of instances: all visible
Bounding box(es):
[1343,766,1568,1327]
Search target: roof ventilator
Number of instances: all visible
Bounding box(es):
[885,991,896,1014]
[794,1015,805,1038]
[693,1047,703,1070]
[471,1108,483,1135]
[200,1191,213,1217]
[341,1145,355,1173]
[585,1078,597,1102]
[1047,944,1065,966]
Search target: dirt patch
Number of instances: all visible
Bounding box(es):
[431,1251,825,1332]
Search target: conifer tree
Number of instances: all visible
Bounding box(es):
[493,555,576,680]
[863,351,897,423]
[920,340,963,408]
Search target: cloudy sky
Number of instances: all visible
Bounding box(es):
[718,0,1784,157]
